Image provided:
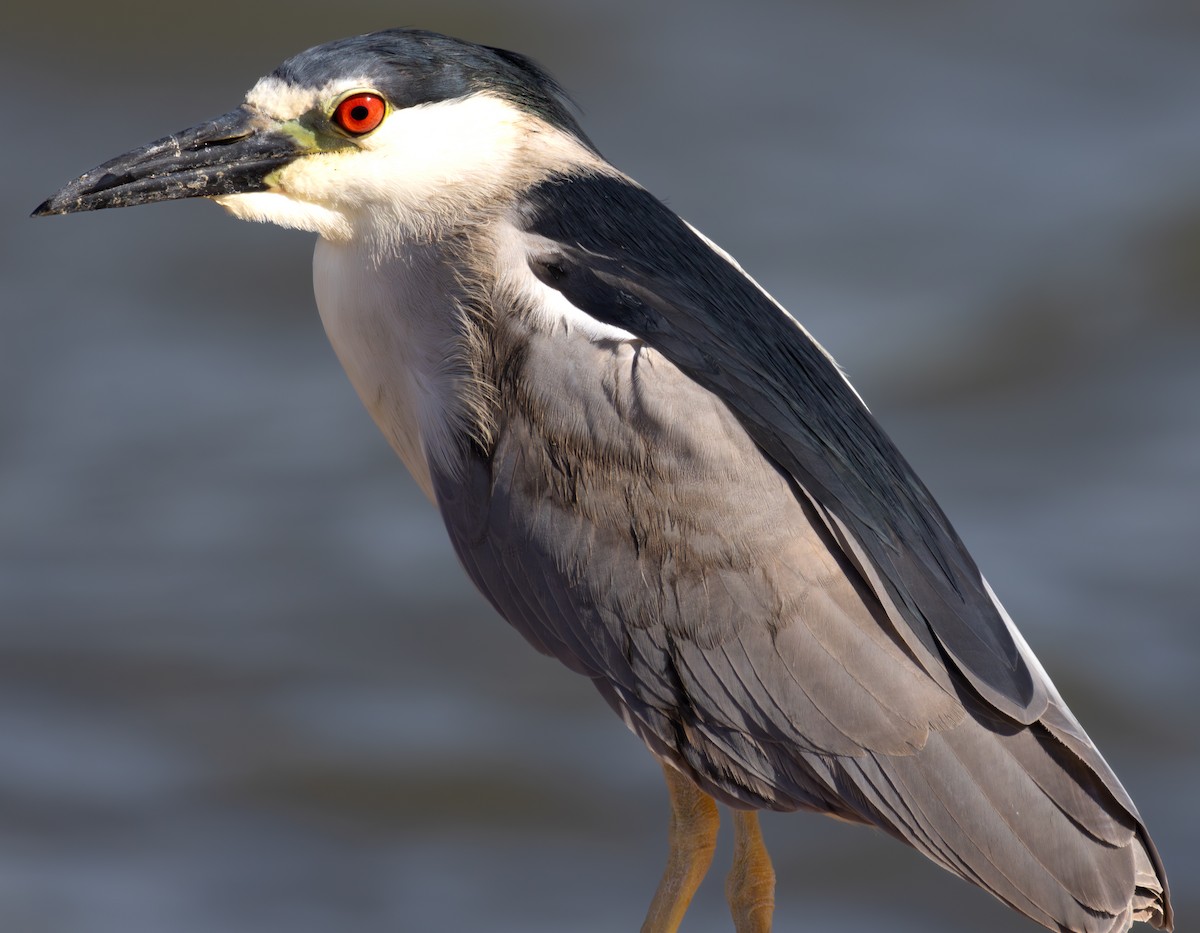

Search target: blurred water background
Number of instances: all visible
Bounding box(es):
[3,1,1198,930]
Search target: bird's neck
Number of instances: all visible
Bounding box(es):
[313,231,498,501]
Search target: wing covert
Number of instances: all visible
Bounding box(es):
[517,170,1047,724]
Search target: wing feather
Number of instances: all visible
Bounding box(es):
[519,172,1048,723]
[424,176,1170,929]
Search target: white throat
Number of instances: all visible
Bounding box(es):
[313,236,474,501]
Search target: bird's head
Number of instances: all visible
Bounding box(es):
[33,29,600,242]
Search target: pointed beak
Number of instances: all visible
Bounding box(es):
[32,106,308,217]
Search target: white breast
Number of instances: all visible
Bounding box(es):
[313,237,467,501]
[312,220,647,503]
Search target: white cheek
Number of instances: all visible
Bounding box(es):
[215,191,352,240]
[352,94,521,186]
[262,94,528,241]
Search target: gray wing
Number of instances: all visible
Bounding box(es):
[519,174,1050,728]
[436,328,967,781]
[431,172,1169,930]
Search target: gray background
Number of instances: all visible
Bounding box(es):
[3,1,1197,930]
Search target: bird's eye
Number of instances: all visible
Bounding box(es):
[332,92,387,136]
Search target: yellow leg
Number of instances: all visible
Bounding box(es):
[640,764,720,933]
[726,810,775,932]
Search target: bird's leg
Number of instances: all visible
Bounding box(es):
[726,810,775,932]
[640,764,720,933]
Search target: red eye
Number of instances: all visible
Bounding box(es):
[333,93,387,136]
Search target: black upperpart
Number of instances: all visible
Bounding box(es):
[273,28,598,152]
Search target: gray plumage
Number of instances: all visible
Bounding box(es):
[33,28,1173,933]
[436,171,1170,931]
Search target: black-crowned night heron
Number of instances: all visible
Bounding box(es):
[34,28,1172,933]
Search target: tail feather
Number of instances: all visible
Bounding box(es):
[794,700,1170,932]
[1003,722,1136,849]
[854,735,1082,928]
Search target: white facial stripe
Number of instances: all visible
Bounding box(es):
[244,75,365,121]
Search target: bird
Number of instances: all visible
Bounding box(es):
[33,28,1172,933]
